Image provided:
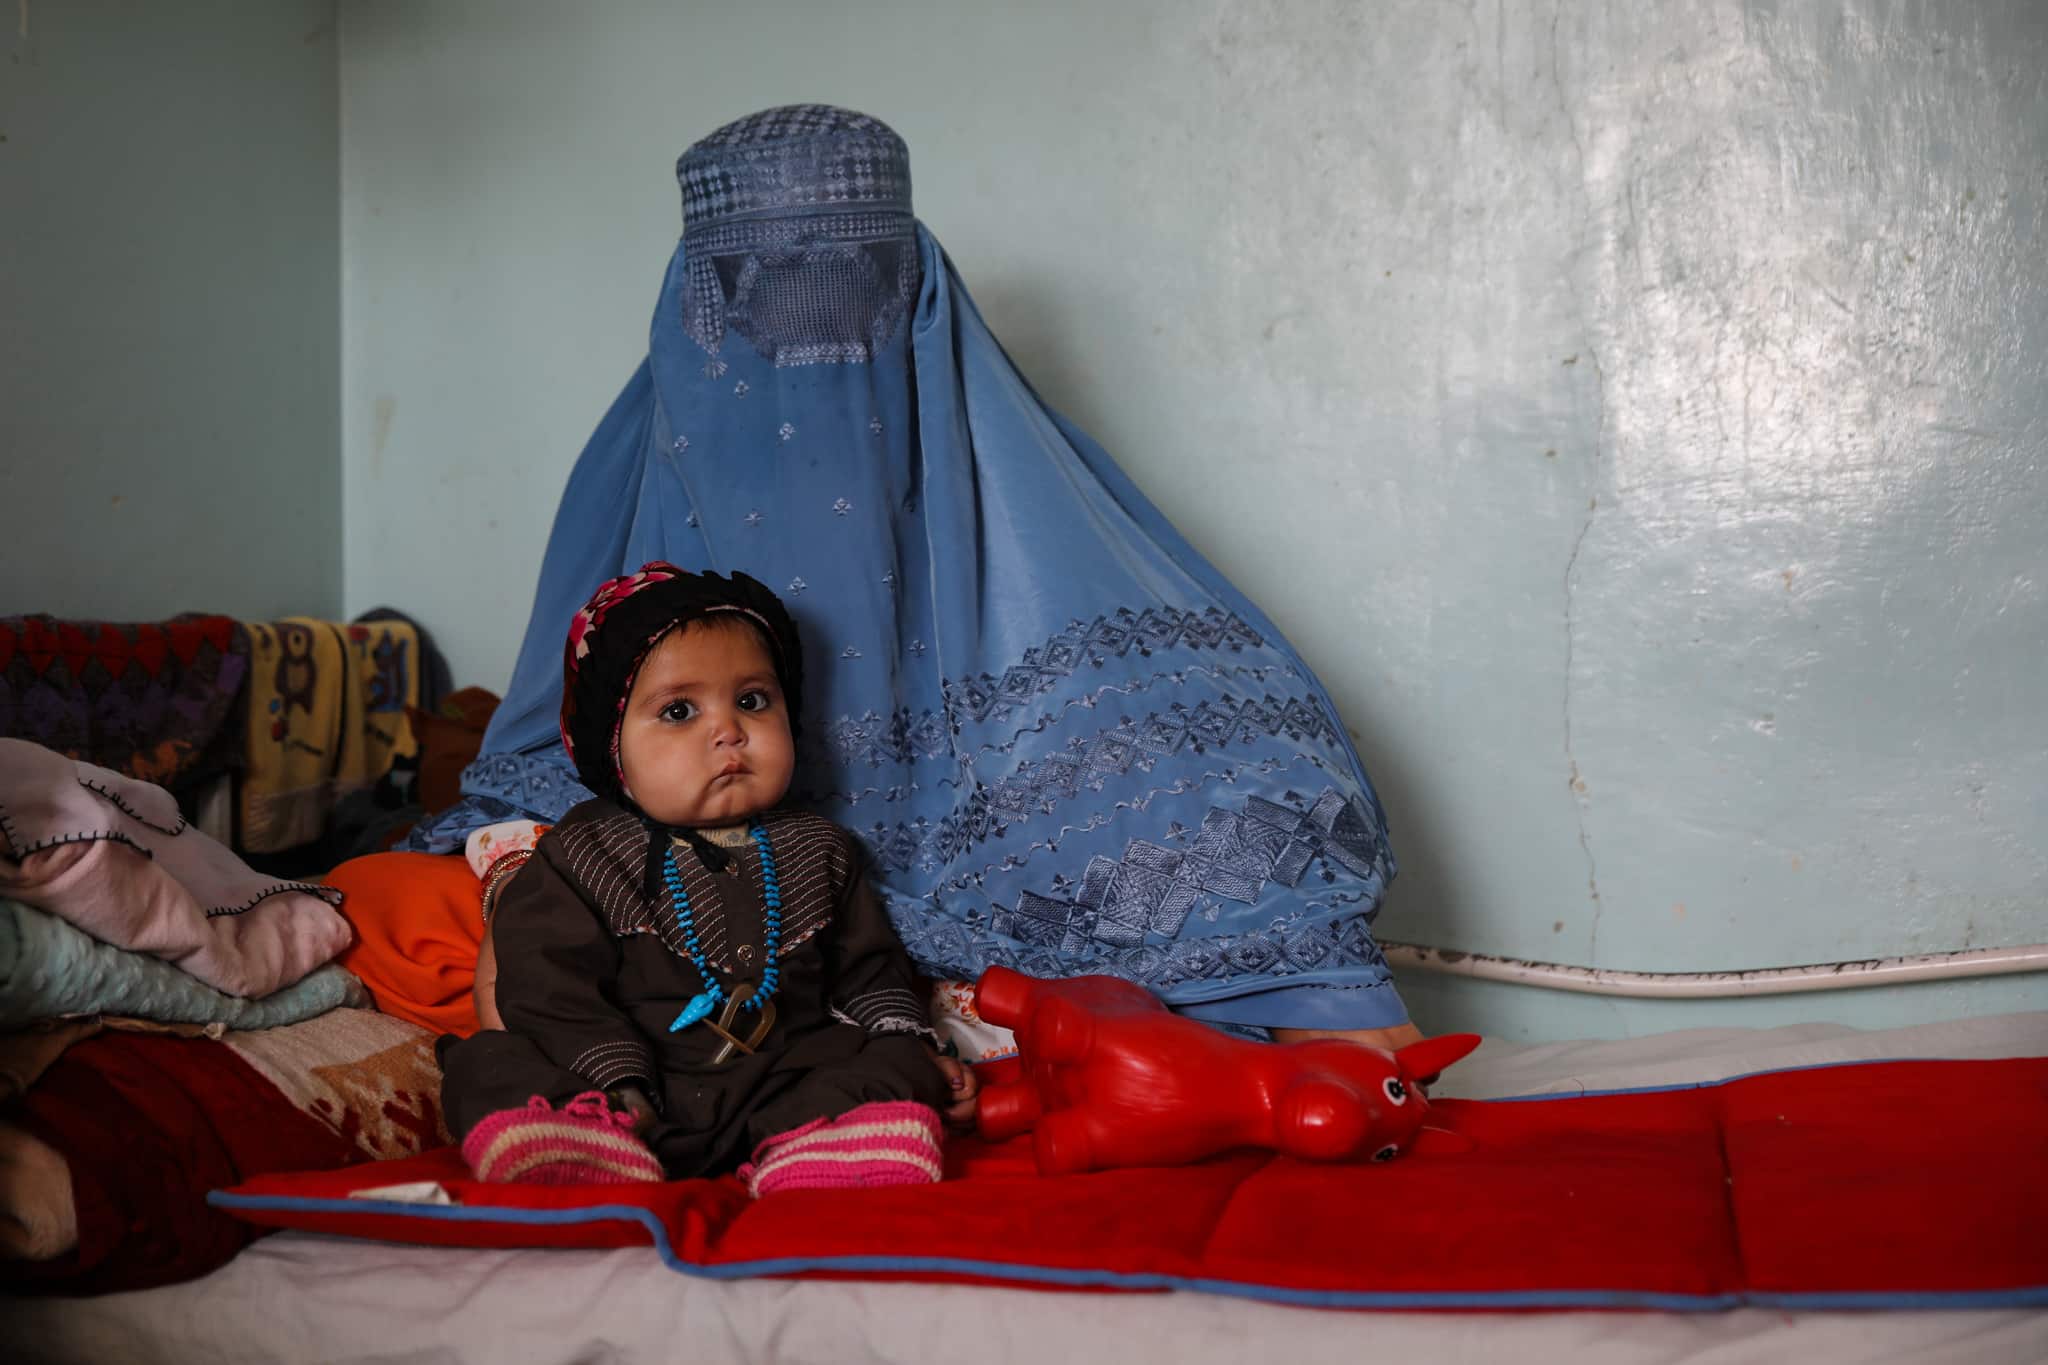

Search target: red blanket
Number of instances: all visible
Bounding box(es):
[214,1056,2048,1310]
[8,1013,447,1295]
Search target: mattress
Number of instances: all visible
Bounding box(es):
[12,1009,2047,1365]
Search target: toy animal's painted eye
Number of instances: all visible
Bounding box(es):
[1372,1144,1400,1163]
[1382,1077,1408,1105]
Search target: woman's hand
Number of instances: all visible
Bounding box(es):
[930,1050,979,1132]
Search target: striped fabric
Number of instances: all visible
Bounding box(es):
[567,1039,657,1094]
[739,1101,942,1197]
[834,986,937,1042]
[551,807,845,970]
[462,1092,664,1186]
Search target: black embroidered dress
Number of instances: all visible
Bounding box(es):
[438,800,945,1178]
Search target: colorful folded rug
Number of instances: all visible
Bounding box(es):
[213,1055,2048,1311]
[0,614,249,794]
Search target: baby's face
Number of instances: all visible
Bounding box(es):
[617,619,795,828]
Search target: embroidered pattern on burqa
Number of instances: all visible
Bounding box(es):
[407,106,1406,1028]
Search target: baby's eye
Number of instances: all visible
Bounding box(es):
[660,699,698,723]
[737,689,773,713]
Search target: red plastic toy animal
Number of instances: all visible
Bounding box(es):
[973,965,1481,1176]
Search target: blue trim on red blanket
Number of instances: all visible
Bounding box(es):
[1489,1054,1947,1102]
[202,1188,2048,1312]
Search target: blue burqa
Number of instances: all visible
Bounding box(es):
[408,107,1407,1030]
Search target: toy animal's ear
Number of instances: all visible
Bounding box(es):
[1396,1032,1483,1085]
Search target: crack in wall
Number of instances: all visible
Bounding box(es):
[1551,0,1610,959]
[1563,506,1603,945]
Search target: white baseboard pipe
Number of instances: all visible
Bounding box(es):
[1378,940,2048,998]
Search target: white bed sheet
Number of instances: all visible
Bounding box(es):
[13,1010,2048,1365]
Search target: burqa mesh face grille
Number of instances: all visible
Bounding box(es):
[676,104,917,367]
[705,236,915,367]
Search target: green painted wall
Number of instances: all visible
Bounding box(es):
[0,0,341,622]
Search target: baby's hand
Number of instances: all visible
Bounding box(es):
[608,1084,658,1136]
[929,1049,979,1132]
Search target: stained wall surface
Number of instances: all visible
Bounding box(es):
[1,1,341,622]
[334,0,2047,1036]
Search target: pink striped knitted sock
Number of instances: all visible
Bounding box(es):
[462,1092,664,1186]
[738,1100,943,1197]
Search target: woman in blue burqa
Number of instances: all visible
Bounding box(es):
[408,105,1419,1049]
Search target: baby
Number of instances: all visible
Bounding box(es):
[439,563,975,1194]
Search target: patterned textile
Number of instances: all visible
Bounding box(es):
[241,618,420,853]
[930,978,1018,1062]
[0,614,249,795]
[355,607,454,713]
[680,105,910,224]
[222,1007,450,1163]
[464,819,547,879]
[240,619,343,851]
[421,753,586,841]
[405,105,1406,1029]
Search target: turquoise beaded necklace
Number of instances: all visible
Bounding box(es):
[665,820,783,1034]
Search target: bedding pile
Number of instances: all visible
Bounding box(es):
[9,1011,446,1293]
[0,740,352,996]
[0,739,416,1291]
[0,897,366,1040]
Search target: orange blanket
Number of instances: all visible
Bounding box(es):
[326,853,484,1038]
